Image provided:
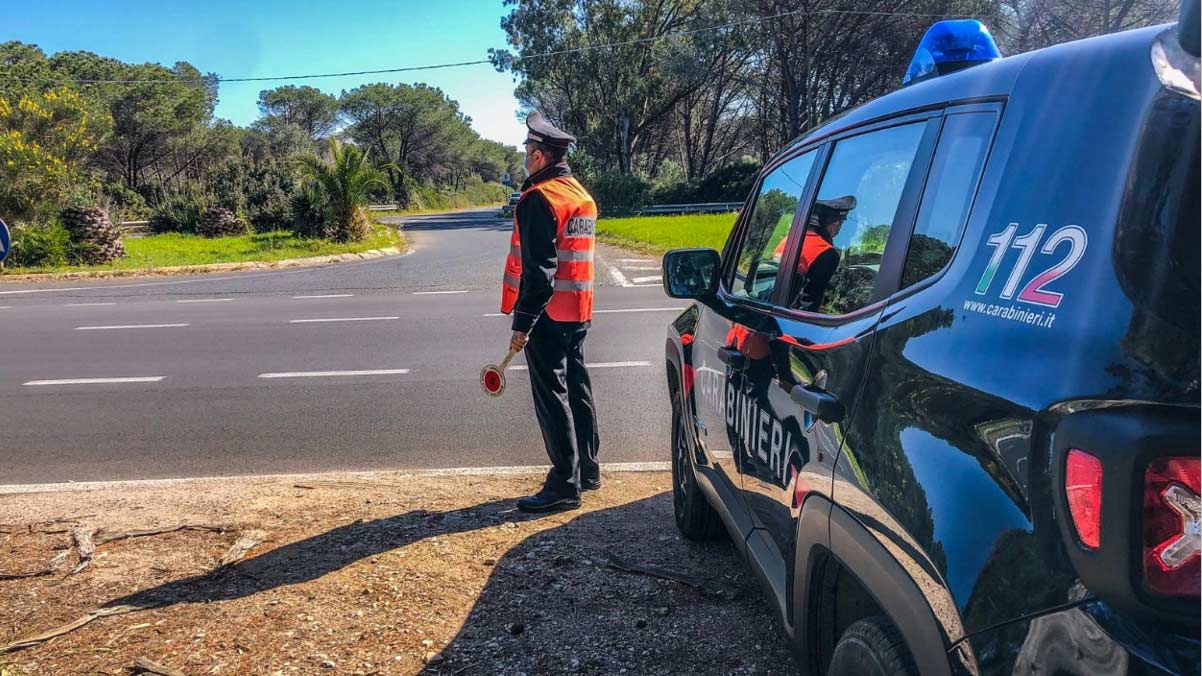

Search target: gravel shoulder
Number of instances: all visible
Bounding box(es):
[0,470,799,675]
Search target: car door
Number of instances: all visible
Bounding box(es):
[738,115,941,578]
[830,108,1007,638]
[689,150,820,537]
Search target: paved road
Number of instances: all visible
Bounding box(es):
[0,208,683,485]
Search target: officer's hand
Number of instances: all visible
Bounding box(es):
[510,331,529,353]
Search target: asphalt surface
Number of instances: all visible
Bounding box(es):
[0,208,684,485]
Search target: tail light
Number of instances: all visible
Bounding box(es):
[1065,449,1104,549]
[1052,407,1200,624]
[1143,457,1201,597]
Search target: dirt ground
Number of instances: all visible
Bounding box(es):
[0,470,800,675]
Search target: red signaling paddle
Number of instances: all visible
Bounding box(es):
[481,347,519,397]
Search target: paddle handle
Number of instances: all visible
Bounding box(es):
[498,347,519,372]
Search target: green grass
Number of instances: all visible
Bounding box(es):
[597,212,739,255]
[2,223,404,275]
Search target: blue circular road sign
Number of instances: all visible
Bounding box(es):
[0,217,9,264]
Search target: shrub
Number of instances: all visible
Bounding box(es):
[149,193,204,234]
[205,158,296,232]
[0,88,106,222]
[692,161,760,202]
[289,185,333,238]
[243,161,296,232]
[6,220,71,268]
[102,182,150,221]
[650,161,762,206]
[582,171,652,216]
[651,179,701,205]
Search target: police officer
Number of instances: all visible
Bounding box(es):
[792,195,856,312]
[501,112,600,513]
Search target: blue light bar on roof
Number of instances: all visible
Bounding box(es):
[903,20,1001,86]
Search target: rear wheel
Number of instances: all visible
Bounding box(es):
[671,391,724,540]
[827,616,917,676]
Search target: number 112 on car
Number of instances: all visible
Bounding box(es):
[974,222,1088,309]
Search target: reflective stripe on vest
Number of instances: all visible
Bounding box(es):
[500,176,597,322]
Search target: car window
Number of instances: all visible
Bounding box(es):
[728,150,817,302]
[901,112,996,288]
[788,122,926,315]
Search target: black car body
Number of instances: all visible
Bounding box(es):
[662,15,1199,676]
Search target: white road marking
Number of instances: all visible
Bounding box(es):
[631,275,662,284]
[0,462,672,494]
[509,361,651,371]
[65,302,116,307]
[608,267,633,287]
[412,290,469,295]
[293,294,354,299]
[258,369,410,379]
[289,316,399,324]
[0,285,93,296]
[632,283,663,287]
[0,254,394,296]
[176,298,233,303]
[621,265,660,271]
[618,258,654,263]
[0,306,10,309]
[24,376,164,386]
[75,323,189,331]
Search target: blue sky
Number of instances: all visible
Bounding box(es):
[4,0,528,146]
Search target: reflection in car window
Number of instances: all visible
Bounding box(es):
[901,113,996,288]
[729,150,816,302]
[790,123,925,314]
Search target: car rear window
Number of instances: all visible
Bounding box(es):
[900,112,997,289]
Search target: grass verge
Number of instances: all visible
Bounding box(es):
[597,212,738,255]
[1,223,404,275]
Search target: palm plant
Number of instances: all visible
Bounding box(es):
[296,138,389,242]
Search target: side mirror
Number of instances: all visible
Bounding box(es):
[662,248,721,299]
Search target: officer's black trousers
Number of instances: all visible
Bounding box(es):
[524,316,600,497]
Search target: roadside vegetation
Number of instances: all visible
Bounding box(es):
[1,222,403,275]
[0,45,517,274]
[597,212,738,255]
[492,1,1175,216]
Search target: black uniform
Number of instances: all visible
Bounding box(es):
[513,162,600,499]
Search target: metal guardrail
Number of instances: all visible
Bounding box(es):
[635,202,742,216]
[118,220,151,238]
[367,204,400,211]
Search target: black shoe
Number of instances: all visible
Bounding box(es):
[581,479,602,491]
[516,492,582,513]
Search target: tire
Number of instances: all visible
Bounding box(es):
[671,390,724,540]
[827,616,918,676]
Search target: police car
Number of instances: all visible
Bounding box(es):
[661,7,1199,676]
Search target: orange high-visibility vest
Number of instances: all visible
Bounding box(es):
[501,176,597,322]
[773,228,834,276]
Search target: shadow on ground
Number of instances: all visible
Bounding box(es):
[102,494,799,675]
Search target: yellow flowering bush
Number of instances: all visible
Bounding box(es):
[0,88,105,219]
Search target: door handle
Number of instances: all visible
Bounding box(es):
[717,347,748,370]
[790,384,844,424]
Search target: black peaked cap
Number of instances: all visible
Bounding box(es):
[525,111,576,149]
